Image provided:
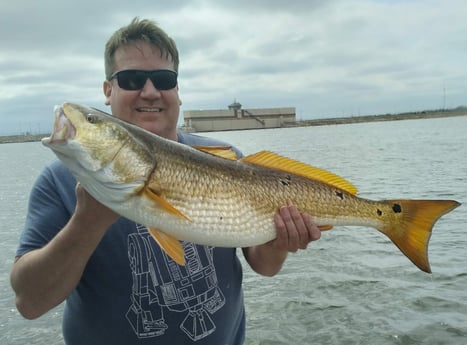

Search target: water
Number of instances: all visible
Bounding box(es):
[1,116,466,344]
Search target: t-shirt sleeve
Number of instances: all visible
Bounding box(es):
[177,131,244,158]
[16,162,76,257]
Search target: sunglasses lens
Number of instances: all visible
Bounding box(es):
[116,71,147,90]
[151,70,177,90]
[114,70,177,91]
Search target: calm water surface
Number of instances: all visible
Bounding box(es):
[1,116,466,344]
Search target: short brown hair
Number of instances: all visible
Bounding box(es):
[104,17,179,79]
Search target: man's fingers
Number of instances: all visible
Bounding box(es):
[279,206,302,252]
[274,205,321,253]
[302,212,321,242]
[288,206,310,249]
[273,211,288,251]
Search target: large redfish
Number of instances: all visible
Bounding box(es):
[41,102,460,272]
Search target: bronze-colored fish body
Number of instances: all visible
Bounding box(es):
[42,103,461,272]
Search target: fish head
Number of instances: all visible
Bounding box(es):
[43,103,137,171]
[42,102,154,204]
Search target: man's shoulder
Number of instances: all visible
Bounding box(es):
[177,131,227,146]
[41,159,75,181]
[34,159,76,197]
[177,131,243,157]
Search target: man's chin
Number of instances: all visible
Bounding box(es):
[143,123,177,140]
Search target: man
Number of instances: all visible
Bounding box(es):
[11,18,320,344]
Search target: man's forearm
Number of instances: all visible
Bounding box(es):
[10,215,109,319]
[243,244,288,277]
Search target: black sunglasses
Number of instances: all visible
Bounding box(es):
[110,69,178,91]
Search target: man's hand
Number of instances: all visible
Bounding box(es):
[74,183,120,230]
[243,205,321,276]
[272,205,321,252]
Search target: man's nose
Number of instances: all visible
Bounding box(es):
[140,78,161,97]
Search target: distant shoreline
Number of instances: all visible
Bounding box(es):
[1,109,466,144]
[293,109,467,127]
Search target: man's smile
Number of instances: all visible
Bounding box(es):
[137,107,162,112]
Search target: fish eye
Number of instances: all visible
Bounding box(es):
[86,114,99,124]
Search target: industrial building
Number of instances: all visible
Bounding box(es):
[181,101,296,132]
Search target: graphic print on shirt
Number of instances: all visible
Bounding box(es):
[126,224,226,341]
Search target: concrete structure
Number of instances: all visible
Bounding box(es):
[182,101,296,132]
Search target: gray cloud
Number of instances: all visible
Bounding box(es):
[1,0,466,134]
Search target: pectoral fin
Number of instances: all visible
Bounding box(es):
[143,187,191,221]
[148,227,186,265]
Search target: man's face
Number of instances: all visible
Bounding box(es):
[103,41,181,141]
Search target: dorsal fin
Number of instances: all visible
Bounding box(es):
[241,151,358,195]
[193,145,238,160]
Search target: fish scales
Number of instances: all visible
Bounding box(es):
[148,147,274,245]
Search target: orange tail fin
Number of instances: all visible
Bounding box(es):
[379,199,460,273]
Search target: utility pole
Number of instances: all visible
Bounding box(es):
[443,82,446,111]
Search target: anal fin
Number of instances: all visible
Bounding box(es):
[318,225,334,231]
[148,227,186,265]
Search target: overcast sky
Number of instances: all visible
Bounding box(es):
[1,0,466,134]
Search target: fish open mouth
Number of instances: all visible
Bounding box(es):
[48,105,77,144]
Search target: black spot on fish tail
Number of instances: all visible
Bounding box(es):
[392,203,402,213]
[335,191,344,200]
[377,209,383,216]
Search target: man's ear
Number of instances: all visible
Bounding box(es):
[177,86,182,106]
[103,80,112,105]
